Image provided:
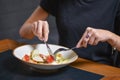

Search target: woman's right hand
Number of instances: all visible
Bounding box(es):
[32,20,49,42]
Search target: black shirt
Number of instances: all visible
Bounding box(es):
[40,0,120,66]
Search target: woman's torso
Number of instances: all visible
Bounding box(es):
[40,0,120,65]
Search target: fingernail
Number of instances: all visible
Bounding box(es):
[86,34,89,38]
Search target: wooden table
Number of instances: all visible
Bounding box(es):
[0,39,120,80]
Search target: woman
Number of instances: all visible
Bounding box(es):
[19,0,120,66]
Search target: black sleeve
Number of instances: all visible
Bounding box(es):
[113,1,120,68]
[40,0,57,16]
[116,1,120,20]
[114,1,120,35]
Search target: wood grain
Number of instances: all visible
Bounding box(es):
[0,39,25,52]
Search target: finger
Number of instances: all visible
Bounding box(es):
[88,34,95,45]
[37,20,43,40]
[82,39,88,48]
[76,30,88,48]
[93,38,99,45]
[32,22,37,35]
[43,21,49,42]
[82,32,91,47]
[76,30,90,48]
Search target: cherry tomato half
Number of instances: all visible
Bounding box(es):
[23,54,30,62]
[46,55,54,63]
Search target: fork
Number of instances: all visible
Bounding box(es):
[44,42,55,59]
[53,47,76,55]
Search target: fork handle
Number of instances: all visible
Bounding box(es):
[70,47,76,50]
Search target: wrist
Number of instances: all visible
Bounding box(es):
[108,32,117,47]
[107,32,118,48]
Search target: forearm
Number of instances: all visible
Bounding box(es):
[19,23,34,39]
[19,6,49,39]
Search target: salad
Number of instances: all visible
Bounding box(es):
[22,49,69,64]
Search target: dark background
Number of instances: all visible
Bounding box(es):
[0,0,58,44]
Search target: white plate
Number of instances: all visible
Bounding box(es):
[13,44,78,70]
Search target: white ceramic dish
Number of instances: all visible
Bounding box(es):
[13,44,78,70]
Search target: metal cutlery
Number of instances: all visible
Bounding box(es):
[53,47,76,55]
[44,42,55,60]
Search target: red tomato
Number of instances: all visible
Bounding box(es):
[46,55,54,63]
[23,54,30,62]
